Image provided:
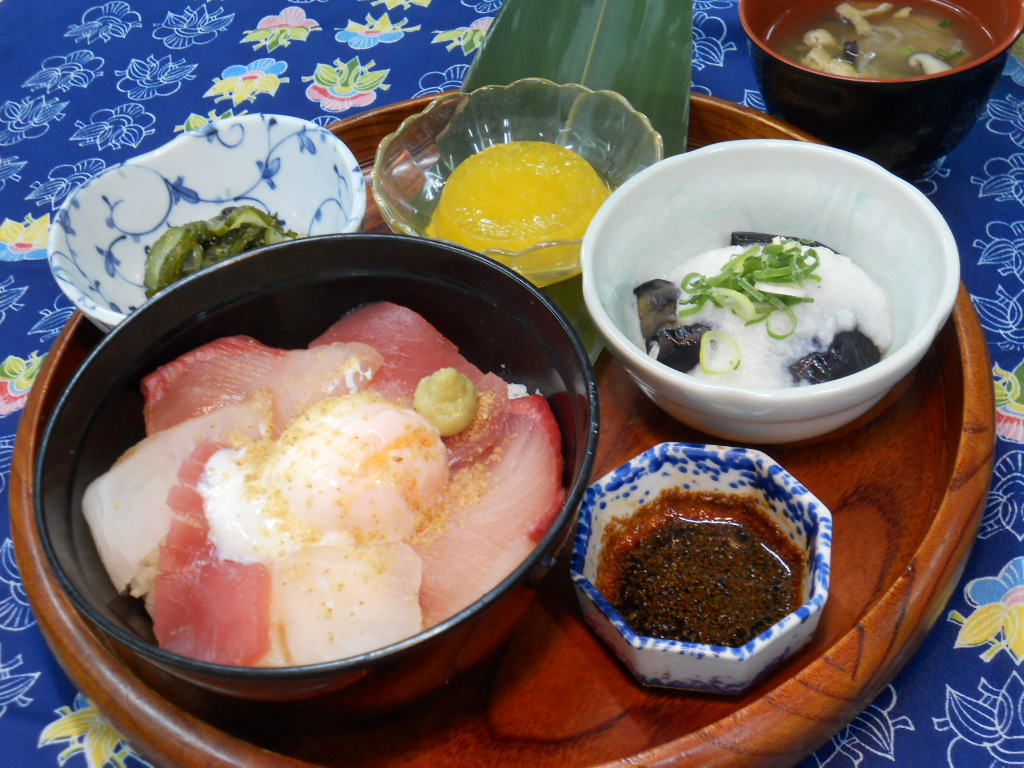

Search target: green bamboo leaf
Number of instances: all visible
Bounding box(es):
[462,0,694,155]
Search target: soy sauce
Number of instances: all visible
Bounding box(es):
[595,488,806,647]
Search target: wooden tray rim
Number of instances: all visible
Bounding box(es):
[10,94,997,767]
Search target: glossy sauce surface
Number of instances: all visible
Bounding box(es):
[596,488,807,647]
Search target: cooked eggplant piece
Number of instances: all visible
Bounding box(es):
[654,323,710,373]
[634,278,681,346]
[789,329,881,384]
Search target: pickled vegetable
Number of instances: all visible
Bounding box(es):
[143,205,301,298]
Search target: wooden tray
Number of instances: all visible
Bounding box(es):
[10,94,996,767]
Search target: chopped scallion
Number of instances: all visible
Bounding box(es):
[699,331,741,374]
[678,238,821,339]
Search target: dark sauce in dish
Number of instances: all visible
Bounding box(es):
[595,488,807,647]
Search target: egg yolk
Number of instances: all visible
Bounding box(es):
[427,141,611,254]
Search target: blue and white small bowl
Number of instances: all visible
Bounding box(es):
[48,113,366,332]
[570,442,832,695]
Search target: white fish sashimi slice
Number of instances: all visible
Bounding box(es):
[262,540,423,667]
[82,392,275,594]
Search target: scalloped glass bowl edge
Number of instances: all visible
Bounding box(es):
[371,77,663,288]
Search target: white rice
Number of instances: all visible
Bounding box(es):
[657,242,892,388]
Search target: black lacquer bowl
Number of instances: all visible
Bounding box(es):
[740,0,1024,176]
[33,233,599,704]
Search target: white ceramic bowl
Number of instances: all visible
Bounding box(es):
[570,442,832,695]
[580,139,960,443]
[48,113,366,332]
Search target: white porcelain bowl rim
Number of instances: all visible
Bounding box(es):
[581,139,960,414]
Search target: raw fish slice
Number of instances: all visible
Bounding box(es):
[143,336,382,435]
[262,540,423,667]
[82,392,274,594]
[143,336,282,434]
[310,301,486,403]
[443,372,513,470]
[311,302,511,465]
[262,343,383,434]
[415,394,565,627]
[153,440,272,666]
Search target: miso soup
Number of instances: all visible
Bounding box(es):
[766,1,994,79]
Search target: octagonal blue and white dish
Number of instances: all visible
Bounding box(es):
[570,441,832,695]
[48,113,366,332]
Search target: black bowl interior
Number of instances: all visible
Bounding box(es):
[34,233,599,688]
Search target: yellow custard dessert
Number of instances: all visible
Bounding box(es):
[428,141,611,254]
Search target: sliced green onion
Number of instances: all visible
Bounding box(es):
[700,331,741,374]
[936,48,966,62]
[678,238,822,339]
[709,287,757,321]
[766,307,798,340]
[736,276,766,301]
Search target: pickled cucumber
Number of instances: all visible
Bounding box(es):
[143,205,301,298]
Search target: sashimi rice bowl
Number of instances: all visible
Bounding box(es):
[34,233,599,704]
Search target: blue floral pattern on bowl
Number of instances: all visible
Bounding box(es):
[47,113,365,331]
[570,442,833,695]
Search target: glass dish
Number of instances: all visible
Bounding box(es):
[372,77,663,288]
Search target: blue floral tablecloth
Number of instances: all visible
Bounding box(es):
[2,1,1024,766]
